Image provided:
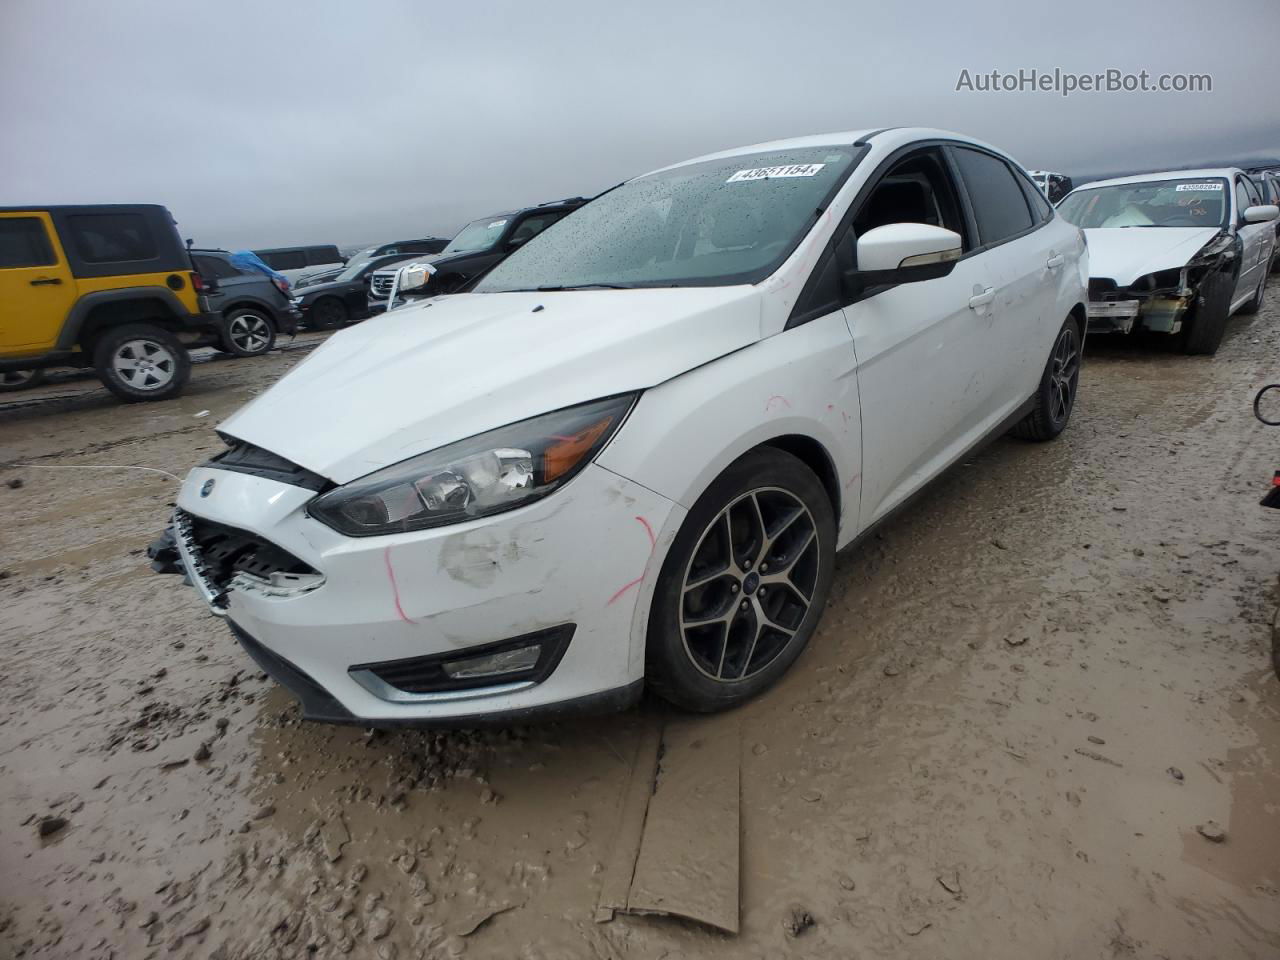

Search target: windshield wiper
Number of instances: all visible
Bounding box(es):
[534,283,633,291]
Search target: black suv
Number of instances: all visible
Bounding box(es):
[367,198,587,311]
[292,252,420,329]
[190,249,302,357]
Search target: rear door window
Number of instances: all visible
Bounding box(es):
[951,147,1035,246]
[192,254,243,279]
[0,217,56,268]
[67,212,157,263]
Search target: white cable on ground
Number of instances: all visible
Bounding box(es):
[7,463,182,482]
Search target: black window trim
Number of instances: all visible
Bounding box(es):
[787,138,1050,328]
[0,214,58,269]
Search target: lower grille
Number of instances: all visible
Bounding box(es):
[175,509,323,608]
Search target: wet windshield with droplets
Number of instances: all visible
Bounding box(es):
[474,147,859,291]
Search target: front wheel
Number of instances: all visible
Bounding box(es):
[646,448,836,713]
[1011,316,1081,442]
[308,298,348,331]
[93,324,191,403]
[1181,268,1234,355]
[221,309,277,357]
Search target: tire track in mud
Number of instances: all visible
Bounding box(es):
[1,307,1278,959]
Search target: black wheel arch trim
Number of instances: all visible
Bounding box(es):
[57,287,204,350]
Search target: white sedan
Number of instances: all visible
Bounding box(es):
[1057,168,1277,354]
[156,127,1088,724]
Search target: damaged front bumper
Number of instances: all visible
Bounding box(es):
[152,462,683,724]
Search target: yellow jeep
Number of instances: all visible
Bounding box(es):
[0,205,221,401]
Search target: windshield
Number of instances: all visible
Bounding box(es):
[332,258,375,282]
[1057,178,1228,229]
[475,146,860,292]
[441,217,510,256]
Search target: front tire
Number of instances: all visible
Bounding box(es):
[220,309,277,357]
[309,298,348,331]
[1181,268,1234,355]
[93,324,190,403]
[646,448,836,713]
[1011,316,1081,442]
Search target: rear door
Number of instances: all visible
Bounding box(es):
[948,146,1055,402]
[0,212,77,353]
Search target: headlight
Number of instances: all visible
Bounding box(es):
[308,394,636,536]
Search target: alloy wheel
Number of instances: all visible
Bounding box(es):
[1049,326,1079,425]
[112,339,176,391]
[678,487,820,682]
[229,313,271,353]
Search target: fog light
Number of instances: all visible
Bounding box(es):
[442,643,540,680]
[348,624,575,699]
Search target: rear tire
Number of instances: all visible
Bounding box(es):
[1011,316,1081,442]
[309,298,348,331]
[1181,268,1234,355]
[93,324,190,403]
[0,369,46,392]
[646,448,836,713]
[220,308,277,357]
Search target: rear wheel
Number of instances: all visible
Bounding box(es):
[0,369,46,392]
[93,324,190,403]
[220,308,276,357]
[1181,268,1234,355]
[646,448,835,713]
[1011,316,1081,442]
[309,297,348,331]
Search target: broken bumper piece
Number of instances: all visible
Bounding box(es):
[164,461,681,724]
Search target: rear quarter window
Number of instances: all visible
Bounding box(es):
[0,217,56,268]
[951,147,1035,245]
[68,212,157,263]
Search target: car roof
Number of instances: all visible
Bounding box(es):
[1073,168,1243,191]
[0,203,172,214]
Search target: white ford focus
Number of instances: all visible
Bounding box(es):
[154,128,1088,724]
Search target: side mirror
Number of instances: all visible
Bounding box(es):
[1243,204,1279,224]
[850,223,963,290]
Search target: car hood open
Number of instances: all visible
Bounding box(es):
[219,287,761,484]
[1082,226,1222,287]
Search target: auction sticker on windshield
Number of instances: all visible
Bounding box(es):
[1176,183,1222,191]
[726,163,825,183]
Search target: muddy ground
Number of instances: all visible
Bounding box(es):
[2,310,1278,960]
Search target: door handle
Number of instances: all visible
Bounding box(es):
[1046,255,1065,269]
[968,286,995,309]
[29,277,62,286]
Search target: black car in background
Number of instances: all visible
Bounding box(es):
[190,249,302,356]
[293,237,448,289]
[292,252,421,329]
[368,198,587,311]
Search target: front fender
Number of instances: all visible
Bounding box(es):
[596,310,862,547]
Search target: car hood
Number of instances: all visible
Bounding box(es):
[296,278,359,299]
[1082,226,1222,286]
[219,287,761,484]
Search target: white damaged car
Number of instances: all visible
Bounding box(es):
[1057,169,1277,354]
[152,128,1087,724]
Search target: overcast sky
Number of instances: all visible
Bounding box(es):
[2,0,1276,249]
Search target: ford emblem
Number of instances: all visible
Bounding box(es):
[200,479,215,498]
